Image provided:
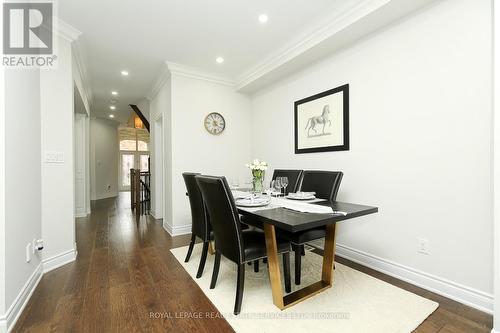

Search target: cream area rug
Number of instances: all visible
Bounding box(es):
[170,244,438,333]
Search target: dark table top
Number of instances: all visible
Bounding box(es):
[238,201,378,233]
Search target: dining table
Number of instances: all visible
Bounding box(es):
[232,190,378,310]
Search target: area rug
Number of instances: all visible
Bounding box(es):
[170,244,438,333]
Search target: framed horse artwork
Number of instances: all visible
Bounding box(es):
[294,84,349,154]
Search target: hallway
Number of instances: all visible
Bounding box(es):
[12,194,232,332]
[12,194,492,332]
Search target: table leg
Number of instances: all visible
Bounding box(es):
[322,223,337,284]
[263,223,285,308]
[208,241,215,255]
[263,222,337,310]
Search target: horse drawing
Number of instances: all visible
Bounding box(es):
[304,105,331,137]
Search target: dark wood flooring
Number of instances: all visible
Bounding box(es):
[13,194,492,332]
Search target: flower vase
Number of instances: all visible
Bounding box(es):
[252,177,264,194]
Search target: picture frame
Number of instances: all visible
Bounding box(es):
[294,84,349,154]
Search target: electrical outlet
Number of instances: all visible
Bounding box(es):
[26,243,31,262]
[417,238,430,255]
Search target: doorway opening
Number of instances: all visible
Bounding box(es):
[118,127,150,191]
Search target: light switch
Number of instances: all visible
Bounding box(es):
[44,151,64,164]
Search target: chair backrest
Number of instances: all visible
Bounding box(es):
[182,172,211,241]
[272,169,303,194]
[299,171,343,201]
[195,175,243,264]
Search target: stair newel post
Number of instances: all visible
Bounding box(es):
[134,169,141,221]
[130,168,135,209]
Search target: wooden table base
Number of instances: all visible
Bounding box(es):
[263,223,337,310]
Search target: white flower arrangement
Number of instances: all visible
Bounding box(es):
[245,159,268,171]
[246,159,267,192]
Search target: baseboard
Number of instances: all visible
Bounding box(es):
[163,222,191,236]
[150,210,164,220]
[150,209,162,219]
[94,192,118,200]
[335,243,494,314]
[0,263,43,333]
[42,249,77,273]
[75,211,87,218]
[0,249,78,332]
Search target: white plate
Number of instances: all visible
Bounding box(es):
[285,195,316,201]
[235,198,271,207]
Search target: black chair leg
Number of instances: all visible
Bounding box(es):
[263,258,268,264]
[234,264,245,315]
[253,260,259,272]
[184,234,196,262]
[300,244,305,256]
[210,251,221,289]
[283,253,291,293]
[295,246,301,285]
[196,241,209,278]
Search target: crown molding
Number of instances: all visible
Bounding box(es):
[54,18,82,42]
[147,61,236,100]
[147,63,171,100]
[72,39,93,112]
[166,61,235,87]
[236,0,390,91]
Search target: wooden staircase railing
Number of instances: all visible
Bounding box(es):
[130,169,150,220]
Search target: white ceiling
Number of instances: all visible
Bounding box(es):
[58,0,367,122]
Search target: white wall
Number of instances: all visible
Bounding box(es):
[89,118,119,200]
[85,116,91,213]
[251,0,493,311]
[150,77,172,227]
[149,72,252,234]
[74,113,89,217]
[493,0,500,330]
[169,74,252,234]
[0,64,5,325]
[40,36,77,270]
[151,117,164,219]
[1,68,43,331]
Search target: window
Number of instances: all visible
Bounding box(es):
[120,139,137,151]
[118,127,150,191]
[119,128,149,152]
[138,140,148,151]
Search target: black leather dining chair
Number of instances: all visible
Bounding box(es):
[182,172,213,278]
[282,170,343,285]
[195,175,291,315]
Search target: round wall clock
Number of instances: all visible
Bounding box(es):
[204,112,226,135]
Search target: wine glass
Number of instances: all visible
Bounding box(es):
[263,183,272,200]
[281,177,289,196]
[274,178,282,196]
[229,176,240,189]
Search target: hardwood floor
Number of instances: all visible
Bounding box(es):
[13,194,492,332]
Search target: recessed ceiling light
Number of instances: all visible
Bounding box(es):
[258,14,268,23]
[111,91,118,95]
[121,70,129,76]
[216,57,224,64]
[109,114,115,118]
[109,105,116,110]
